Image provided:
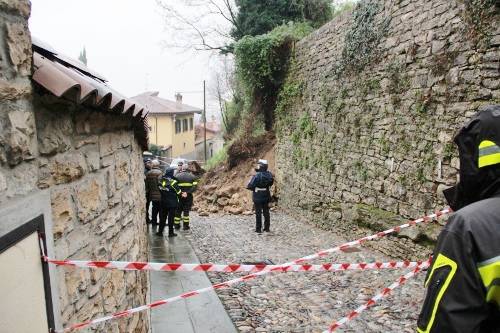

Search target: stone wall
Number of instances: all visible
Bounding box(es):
[36,94,150,331]
[276,0,500,259]
[0,1,150,331]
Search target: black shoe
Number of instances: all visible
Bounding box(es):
[183,225,190,230]
[255,230,262,234]
[155,232,163,237]
[263,229,270,232]
[174,224,181,230]
[168,233,178,237]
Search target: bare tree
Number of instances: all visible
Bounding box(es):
[207,55,236,128]
[156,0,239,53]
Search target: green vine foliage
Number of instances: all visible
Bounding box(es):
[461,0,499,44]
[235,22,312,91]
[234,22,313,131]
[337,0,390,74]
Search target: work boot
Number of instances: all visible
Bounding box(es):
[168,232,177,237]
[183,224,190,230]
[263,229,270,232]
[174,224,181,230]
[255,229,262,234]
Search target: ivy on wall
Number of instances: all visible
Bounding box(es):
[336,0,391,75]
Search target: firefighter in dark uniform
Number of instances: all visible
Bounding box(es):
[417,105,500,333]
[174,164,198,230]
[247,159,274,234]
[157,167,181,237]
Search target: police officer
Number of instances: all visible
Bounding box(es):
[157,167,181,237]
[174,164,199,230]
[417,105,500,333]
[247,159,274,234]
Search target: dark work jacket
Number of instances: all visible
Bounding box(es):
[246,171,274,204]
[145,168,162,201]
[175,171,199,194]
[417,194,500,333]
[158,176,181,208]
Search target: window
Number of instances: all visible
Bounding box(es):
[175,119,181,134]
[183,118,188,132]
[189,117,193,130]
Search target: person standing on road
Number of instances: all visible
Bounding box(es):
[174,164,199,230]
[247,159,274,234]
[417,105,500,333]
[145,160,163,228]
[157,167,181,237]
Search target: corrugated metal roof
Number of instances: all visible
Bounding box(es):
[31,37,149,149]
[131,91,203,115]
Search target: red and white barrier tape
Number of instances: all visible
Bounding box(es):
[46,257,424,273]
[59,208,449,332]
[323,258,432,332]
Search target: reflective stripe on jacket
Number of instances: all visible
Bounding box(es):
[158,177,181,208]
[175,171,199,193]
[417,195,500,333]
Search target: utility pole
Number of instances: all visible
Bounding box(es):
[203,80,207,162]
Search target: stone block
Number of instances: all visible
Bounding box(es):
[5,109,37,165]
[65,268,89,304]
[5,22,32,76]
[66,229,90,257]
[36,109,73,155]
[74,174,108,223]
[99,132,116,157]
[51,187,75,240]
[0,0,30,17]
[75,135,98,149]
[0,78,31,101]
[84,149,100,172]
[49,153,87,185]
[110,230,135,261]
[114,150,130,189]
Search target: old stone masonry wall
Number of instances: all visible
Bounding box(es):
[0,1,149,331]
[36,95,150,331]
[276,0,500,258]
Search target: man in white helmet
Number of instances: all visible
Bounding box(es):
[246,159,274,234]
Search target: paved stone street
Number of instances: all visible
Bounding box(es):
[148,227,237,333]
[184,210,428,332]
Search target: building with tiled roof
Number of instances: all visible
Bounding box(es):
[132,91,202,158]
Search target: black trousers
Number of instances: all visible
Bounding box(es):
[176,194,193,225]
[151,200,161,225]
[255,202,270,232]
[159,206,176,235]
[146,197,151,223]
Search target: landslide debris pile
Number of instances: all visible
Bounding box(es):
[194,134,276,216]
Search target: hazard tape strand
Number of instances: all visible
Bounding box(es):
[323,258,432,332]
[58,208,449,332]
[45,257,424,273]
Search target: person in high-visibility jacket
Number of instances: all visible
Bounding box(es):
[417,105,500,333]
[174,164,199,230]
[157,167,182,237]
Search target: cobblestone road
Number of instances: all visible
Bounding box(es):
[184,210,428,333]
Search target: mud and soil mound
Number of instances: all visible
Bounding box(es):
[194,133,277,216]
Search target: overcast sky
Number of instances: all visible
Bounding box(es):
[29,0,221,119]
